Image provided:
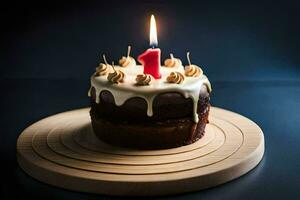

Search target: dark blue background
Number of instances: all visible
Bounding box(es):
[1,0,300,199]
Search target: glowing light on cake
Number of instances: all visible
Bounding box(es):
[149,14,158,48]
[138,15,161,79]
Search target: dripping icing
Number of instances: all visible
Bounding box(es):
[90,65,211,123]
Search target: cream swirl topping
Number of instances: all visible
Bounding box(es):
[119,45,136,67]
[94,54,112,76]
[166,71,185,84]
[164,53,182,67]
[107,70,125,84]
[107,63,125,84]
[185,64,203,77]
[135,74,153,86]
[95,63,111,76]
[184,51,203,77]
[119,56,136,67]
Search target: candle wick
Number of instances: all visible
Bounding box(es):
[127,45,131,58]
[102,54,108,65]
[187,52,192,66]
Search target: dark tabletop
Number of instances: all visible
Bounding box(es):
[1,0,300,199]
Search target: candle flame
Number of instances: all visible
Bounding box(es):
[150,15,158,48]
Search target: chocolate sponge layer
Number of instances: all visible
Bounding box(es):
[90,105,209,149]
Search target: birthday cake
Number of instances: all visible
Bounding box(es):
[89,48,211,149]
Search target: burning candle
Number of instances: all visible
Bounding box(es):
[138,15,161,79]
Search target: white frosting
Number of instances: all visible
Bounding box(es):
[89,64,211,123]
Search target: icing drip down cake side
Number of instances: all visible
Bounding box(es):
[88,59,212,149]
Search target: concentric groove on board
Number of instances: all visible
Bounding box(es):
[17,107,264,196]
[45,123,225,165]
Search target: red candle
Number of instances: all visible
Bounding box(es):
[138,48,161,79]
[138,15,161,79]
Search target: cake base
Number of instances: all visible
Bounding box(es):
[17,107,264,196]
[90,106,209,150]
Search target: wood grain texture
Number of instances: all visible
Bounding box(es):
[17,107,264,196]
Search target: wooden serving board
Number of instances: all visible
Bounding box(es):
[17,107,264,196]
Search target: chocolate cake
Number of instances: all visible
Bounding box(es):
[88,55,211,149]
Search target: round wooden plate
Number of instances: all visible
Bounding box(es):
[17,107,264,196]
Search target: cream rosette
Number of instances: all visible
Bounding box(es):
[185,64,203,77]
[184,52,203,77]
[107,62,126,84]
[94,63,111,76]
[107,70,125,84]
[119,45,136,67]
[135,74,153,86]
[94,54,112,76]
[166,71,185,84]
[119,56,136,67]
[164,53,182,68]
